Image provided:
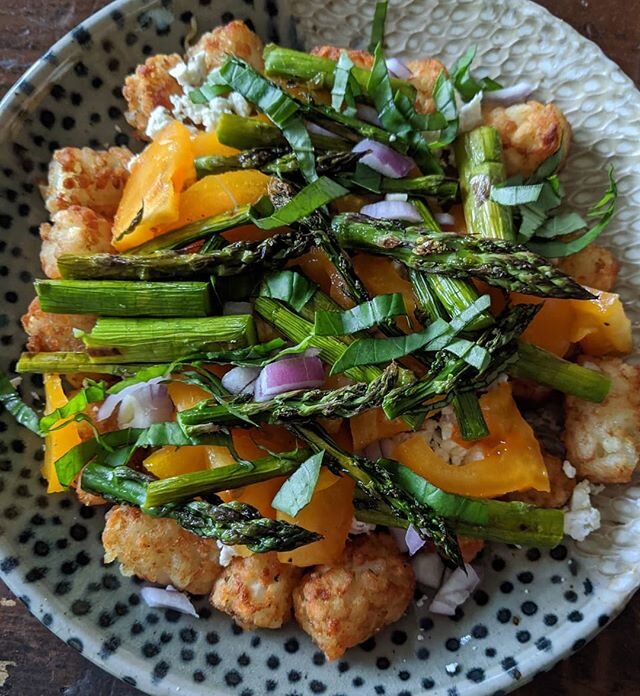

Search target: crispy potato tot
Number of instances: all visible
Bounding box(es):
[186,20,264,74]
[294,532,415,660]
[39,206,112,279]
[42,146,132,219]
[311,45,374,70]
[564,358,640,484]
[210,552,302,629]
[123,54,183,136]
[103,505,222,594]
[406,58,446,113]
[21,297,94,353]
[558,244,620,293]
[503,454,576,508]
[482,101,571,177]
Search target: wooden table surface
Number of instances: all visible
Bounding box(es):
[1,1,639,694]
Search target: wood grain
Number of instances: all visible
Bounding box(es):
[1,1,639,694]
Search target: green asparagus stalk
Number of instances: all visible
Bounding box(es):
[57,230,316,281]
[78,315,256,363]
[216,113,350,151]
[454,126,515,240]
[35,280,212,317]
[263,44,415,99]
[178,363,401,437]
[80,463,320,552]
[16,352,149,375]
[124,206,252,254]
[144,449,312,507]
[291,422,463,566]
[511,342,611,403]
[331,213,594,300]
[380,175,458,200]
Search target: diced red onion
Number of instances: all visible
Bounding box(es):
[305,121,339,138]
[385,193,408,202]
[223,301,252,315]
[412,552,446,589]
[380,437,399,459]
[97,378,174,429]
[435,212,455,226]
[362,440,384,460]
[254,355,325,402]
[429,564,481,616]
[221,366,261,396]
[484,81,535,106]
[405,524,426,556]
[458,91,484,133]
[385,57,413,79]
[304,347,321,358]
[360,200,423,222]
[390,526,409,553]
[140,585,199,617]
[352,138,415,178]
[356,104,382,126]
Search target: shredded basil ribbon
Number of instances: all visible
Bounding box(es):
[218,57,318,182]
[314,293,407,336]
[0,371,41,435]
[251,176,349,230]
[449,46,502,102]
[40,381,106,433]
[260,270,318,312]
[331,51,359,117]
[271,451,324,517]
[368,0,389,54]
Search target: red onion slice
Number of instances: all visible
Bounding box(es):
[385,57,413,79]
[484,81,535,106]
[223,301,252,315]
[435,212,455,226]
[405,524,426,556]
[362,440,384,460]
[254,355,325,402]
[458,91,484,133]
[352,138,415,178]
[140,585,199,617]
[360,200,422,222]
[97,377,174,429]
[412,552,446,589]
[221,366,261,396]
[305,121,340,138]
[385,193,408,202]
[356,104,382,126]
[429,564,481,616]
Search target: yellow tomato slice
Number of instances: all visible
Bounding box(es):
[350,407,412,451]
[43,374,82,493]
[570,288,632,356]
[167,382,210,412]
[144,445,209,478]
[190,131,239,158]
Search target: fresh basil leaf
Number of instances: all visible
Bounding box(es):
[450,46,502,102]
[430,70,458,147]
[368,43,412,138]
[0,371,41,435]
[331,51,358,117]
[517,203,548,242]
[259,270,318,312]
[490,183,544,206]
[527,167,617,257]
[394,91,447,132]
[534,212,586,239]
[314,293,407,336]
[346,162,383,192]
[443,339,490,370]
[448,294,493,332]
[271,451,324,517]
[219,57,317,182]
[330,319,451,374]
[251,176,349,230]
[40,381,106,433]
[531,143,565,180]
[368,0,389,53]
[189,83,229,104]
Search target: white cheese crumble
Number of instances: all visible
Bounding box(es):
[349,518,376,535]
[445,662,459,675]
[563,480,601,541]
[145,106,174,139]
[216,540,239,567]
[562,460,577,479]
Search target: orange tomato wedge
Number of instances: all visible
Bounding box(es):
[570,288,632,356]
[277,469,354,567]
[394,383,549,497]
[43,374,82,493]
[112,121,195,250]
[350,407,412,451]
[144,445,209,478]
[190,131,239,158]
[167,382,210,412]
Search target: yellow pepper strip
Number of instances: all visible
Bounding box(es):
[277,469,354,567]
[350,407,412,451]
[42,374,82,493]
[143,445,209,479]
[167,382,211,412]
[394,383,549,498]
[113,121,196,251]
[190,131,239,158]
[570,287,632,356]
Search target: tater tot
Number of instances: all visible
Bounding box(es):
[39,206,112,279]
[564,358,640,484]
[210,552,303,630]
[294,532,415,660]
[558,244,620,293]
[122,54,182,137]
[186,20,265,74]
[311,45,374,70]
[42,146,133,219]
[482,101,571,177]
[21,298,95,353]
[102,505,222,595]
[406,58,446,113]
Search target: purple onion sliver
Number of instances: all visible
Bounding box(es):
[305,121,339,138]
[97,376,165,421]
[385,57,413,79]
[356,104,382,126]
[140,586,199,617]
[428,563,481,616]
[221,366,261,396]
[254,355,325,401]
[483,81,535,106]
[360,200,423,222]
[412,552,446,589]
[352,139,415,178]
[404,524,426,556]
[434,212,456,226]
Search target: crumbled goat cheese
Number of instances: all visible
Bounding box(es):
[564,480,601,541]
[168,53,209,89]
[456,90,484,133]
[227,92,252,117]
[216,540,239,567]
[562,460,577,479]
[349,518,376,535]
[445,662,459,675]
[145,106,174,139]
